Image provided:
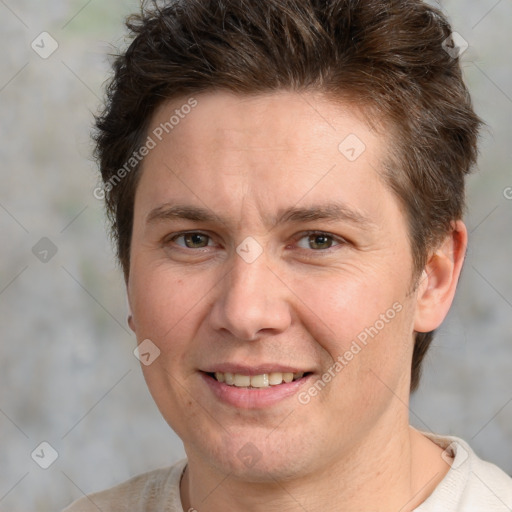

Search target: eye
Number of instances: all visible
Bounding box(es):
[168,232,214,249]
[295,231,344,251]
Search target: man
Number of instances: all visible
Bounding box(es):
[65,0,512,510]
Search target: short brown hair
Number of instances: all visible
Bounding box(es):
[94,0,481,391]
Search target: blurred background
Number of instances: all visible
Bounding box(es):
[0,0,511,510]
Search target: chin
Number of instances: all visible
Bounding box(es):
[193,430,312,482]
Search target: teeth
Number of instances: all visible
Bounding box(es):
[269,372,284,385]
[234,374,251,387]
[250,374,269,388]
[212,371,305,388]
[283,372,294,383]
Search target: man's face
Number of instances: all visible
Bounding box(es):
[127,91,420,479]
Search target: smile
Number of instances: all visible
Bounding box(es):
[211,371,306,388]
[201,370,313,409]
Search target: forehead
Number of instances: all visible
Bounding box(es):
[146,91,384,162]
[134,90,401,232]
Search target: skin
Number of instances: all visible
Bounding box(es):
[126,91,467,511]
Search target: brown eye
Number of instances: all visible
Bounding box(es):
[309,234,333,250]
[296,232,339,250]
[172,233,212,249]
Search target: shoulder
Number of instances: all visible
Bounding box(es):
[416,432,512,511]
[462,454,512,509]
[62,458,187,512]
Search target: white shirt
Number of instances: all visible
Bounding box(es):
[63,432,512,511]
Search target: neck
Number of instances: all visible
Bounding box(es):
[180,418,450,512]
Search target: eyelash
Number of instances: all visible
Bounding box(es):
[164,230,347,254]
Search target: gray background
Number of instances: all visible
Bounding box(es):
[0,1,510,510]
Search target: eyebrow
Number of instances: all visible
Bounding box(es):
[145,202,376,230]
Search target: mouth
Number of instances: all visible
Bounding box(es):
[199,365,315,408]
[206,371,311,388]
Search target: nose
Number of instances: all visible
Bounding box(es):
[208,251,292,341]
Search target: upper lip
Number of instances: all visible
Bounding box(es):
[201,364,311,376]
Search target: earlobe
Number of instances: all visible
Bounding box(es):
[128,313,136,332]
[126,289,136,333]
[414,220,467,333]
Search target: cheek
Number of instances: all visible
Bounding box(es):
[291,269,398,346]
[290,269,413,389]
[128,263,202,349]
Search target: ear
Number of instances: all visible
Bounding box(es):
[126,287,137,333]
[414,220,467,333]
[128,314,136,333]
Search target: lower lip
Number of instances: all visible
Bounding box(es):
[201,372,313,409]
